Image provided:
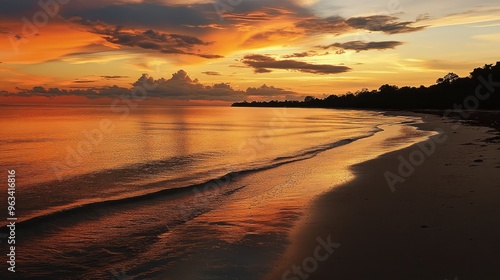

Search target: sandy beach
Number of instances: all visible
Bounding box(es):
[266,112,500,280]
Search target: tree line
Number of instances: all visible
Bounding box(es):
[232,62,500,110]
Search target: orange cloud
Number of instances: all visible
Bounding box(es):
[0,19,104,64]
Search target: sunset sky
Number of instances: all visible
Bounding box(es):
[0,0,499,104]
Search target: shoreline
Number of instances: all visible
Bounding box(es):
[7,110,499,279]
[155,114,432,280]
[3,110,429,279]
[265,112,500,279]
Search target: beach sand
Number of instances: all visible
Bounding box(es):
[266,112,500,280]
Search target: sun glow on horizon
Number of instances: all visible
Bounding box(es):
[0,0,499,104]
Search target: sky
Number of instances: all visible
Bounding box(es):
[0,0,499,104]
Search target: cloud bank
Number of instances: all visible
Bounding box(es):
[2,70,302,102]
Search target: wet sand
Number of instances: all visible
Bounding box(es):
[266,112,500,280]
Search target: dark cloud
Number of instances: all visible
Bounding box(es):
[2,70,299,102]
[296,16,351,35]
[282,51,330,58]
[101,75,129,80]
[242,54,351,75]
[297,15,426,35]
[223,6,302,22]
[321,40,404,52]
[0,0,307,31]
[345,15,426,34]
[283,52,312,58]
[59,0,311,39]
[0,0,426,38]
[63,2,213,28]
[76,20,222,58]
[44,0,315,46]
[0,0,309,32]
[73,80,96,84]
[183,24,225,30]
[254,68,273,73]
[201,71,221,76]
[194,53,224,59]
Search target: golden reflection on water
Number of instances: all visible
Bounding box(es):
[0,106,384,187]
[2,106,435,279]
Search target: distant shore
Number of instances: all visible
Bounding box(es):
[232,61,500,111]
[265,111,500,279]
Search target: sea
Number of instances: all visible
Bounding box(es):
[0,105,429,279]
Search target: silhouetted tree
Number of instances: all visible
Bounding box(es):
[304,96,315,102]
[437,72,459,84]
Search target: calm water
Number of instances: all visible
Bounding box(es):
[0,105,427,279]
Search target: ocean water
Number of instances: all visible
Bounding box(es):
[0,106,428,279]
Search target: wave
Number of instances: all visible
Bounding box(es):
[0,128,382,231]
[274,126,382,162]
